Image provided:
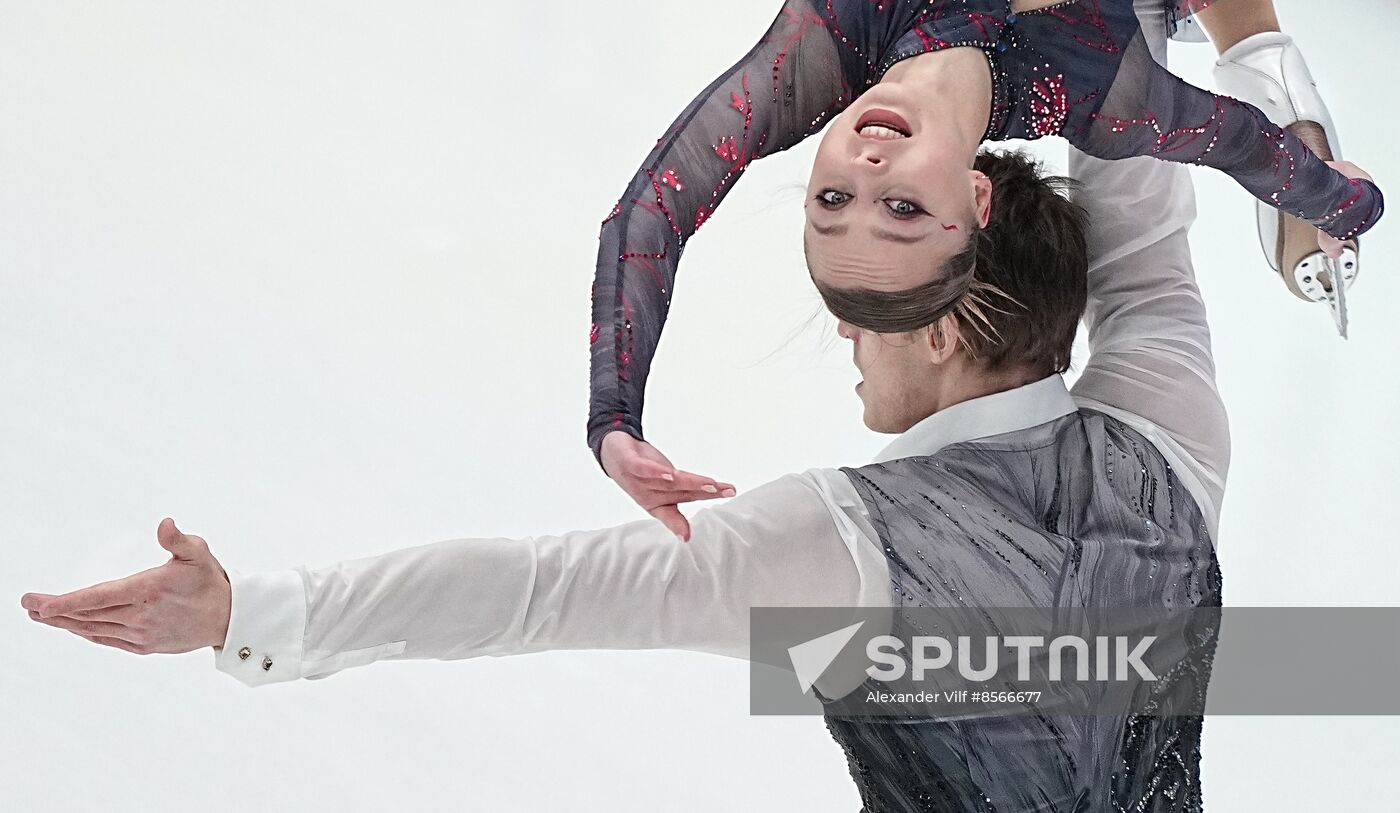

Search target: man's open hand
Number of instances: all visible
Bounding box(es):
[21,518,232,655]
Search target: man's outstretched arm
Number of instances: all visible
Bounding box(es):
[22,472,888,687]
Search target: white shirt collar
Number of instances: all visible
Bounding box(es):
[871,373,1078,463]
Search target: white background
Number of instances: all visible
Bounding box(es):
[3,1,1397,810]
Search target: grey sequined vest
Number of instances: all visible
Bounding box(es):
[823,407,1223,813]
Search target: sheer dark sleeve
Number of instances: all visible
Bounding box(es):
[1073,32,1382,242]
[587,0,846,466]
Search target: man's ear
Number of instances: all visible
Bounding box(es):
[970,169,992,228]
[926,313,962,365]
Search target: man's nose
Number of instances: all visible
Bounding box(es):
[836,319,857,340]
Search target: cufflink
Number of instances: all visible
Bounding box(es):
[238,646,251,661]
[262,655,273,671]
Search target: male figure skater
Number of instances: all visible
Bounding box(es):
[20,150,1226,810]
[23,14,1231,813]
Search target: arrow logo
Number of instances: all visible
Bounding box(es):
[787,620,866,695]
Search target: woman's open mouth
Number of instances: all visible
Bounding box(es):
[856,108,912,140]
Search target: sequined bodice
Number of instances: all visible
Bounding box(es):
[588,0,1384,461]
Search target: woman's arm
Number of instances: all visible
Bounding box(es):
[588,0,846,465]
[1072,35,1381,242]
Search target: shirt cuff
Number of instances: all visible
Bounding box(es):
[212,567,307,687]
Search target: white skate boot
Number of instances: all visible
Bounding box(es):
[1212,31,1358,338]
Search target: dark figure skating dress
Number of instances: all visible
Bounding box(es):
[588,0,1382,461]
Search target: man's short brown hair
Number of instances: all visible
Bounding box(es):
[808,148,1089,378]
[954,148,1089,376]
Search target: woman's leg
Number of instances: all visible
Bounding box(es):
[1194,0,1357,325]
[1194,0,1280,54]
[1196,0,1324,185]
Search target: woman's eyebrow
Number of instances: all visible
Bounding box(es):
[810,220,929,244]
[871,228,928,244]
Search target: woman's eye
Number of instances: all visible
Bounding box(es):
[884,199,926,217]
[817,190,852,207]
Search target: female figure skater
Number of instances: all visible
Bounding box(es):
[588,0,1381,540]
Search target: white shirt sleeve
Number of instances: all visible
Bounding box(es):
[1063,0,1229,544]
[1064,150,1231,544]
[213,469,890,687]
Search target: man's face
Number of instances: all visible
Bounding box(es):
[839,316,956,434]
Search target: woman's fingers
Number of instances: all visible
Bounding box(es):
[630,459,677,483]
[1314,162,1370,261]
[600,435,738,543]
[623,460,736,497]
[648,505,692,542]
[668,471,727,493]
[620,447,727,491]
[652,468,736,496]
[1326,159,1373,183]
[640,486,736,504]
[1318,230,1345,259]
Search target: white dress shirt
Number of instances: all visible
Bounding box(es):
[214,3,1229,687]
[213,145,1229,688]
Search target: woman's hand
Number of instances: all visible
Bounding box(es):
[21,518,232,654]
[1318,160,1375,258]
[599,431,736,542]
